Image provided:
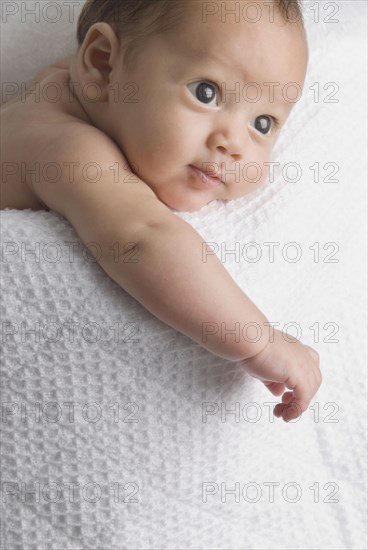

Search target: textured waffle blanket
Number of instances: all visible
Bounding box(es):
[1,1,367,548]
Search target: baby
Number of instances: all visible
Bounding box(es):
[0,0,321,422]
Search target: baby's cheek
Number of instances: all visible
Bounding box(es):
[243,151,269,185]
[246,163,264,183]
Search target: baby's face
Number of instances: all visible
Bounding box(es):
[108,1,308,212]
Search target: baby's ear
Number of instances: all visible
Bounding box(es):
[78,22,120,90]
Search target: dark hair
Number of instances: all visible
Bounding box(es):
[77,0,305,68]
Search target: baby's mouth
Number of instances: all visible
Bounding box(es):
[189,165,222,190]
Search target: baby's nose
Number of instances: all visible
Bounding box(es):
[208,116,247,160]
[217,145,241,161]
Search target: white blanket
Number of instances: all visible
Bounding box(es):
[1,1,367,548]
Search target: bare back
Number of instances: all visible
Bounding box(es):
[0,59,169,257]
[0,61,96,210]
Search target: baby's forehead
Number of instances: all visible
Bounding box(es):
[176,0,289,29]
[164,14,308,89]
[168,2,306,54]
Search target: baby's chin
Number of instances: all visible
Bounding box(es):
[155,189,211,213]
[154,177,268,212]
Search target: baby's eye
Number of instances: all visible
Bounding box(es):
[187,81,219,106]
[251,115,275,135]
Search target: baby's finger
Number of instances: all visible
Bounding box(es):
[282,380,313,421]
[274,393,297,413]
[281,391,294,403]
[263,381,285,396]
[273,380,304,420]
[274,400,303,421]
[273,392,293,417]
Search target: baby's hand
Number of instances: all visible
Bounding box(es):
[241,329,322,422]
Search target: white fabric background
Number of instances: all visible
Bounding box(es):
[1,1,367,549]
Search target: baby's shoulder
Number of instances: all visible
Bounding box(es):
[29,115,159,225]
[1,63,157,215]
[29,120,165,252]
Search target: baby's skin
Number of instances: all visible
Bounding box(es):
[0,1,321,422]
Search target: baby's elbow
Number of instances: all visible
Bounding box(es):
[99,214,172,266]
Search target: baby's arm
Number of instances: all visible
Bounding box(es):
[101,205,270,361]
[97,183,321,421]
[32,130,321,420]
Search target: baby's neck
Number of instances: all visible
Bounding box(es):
[69,56,113,136]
